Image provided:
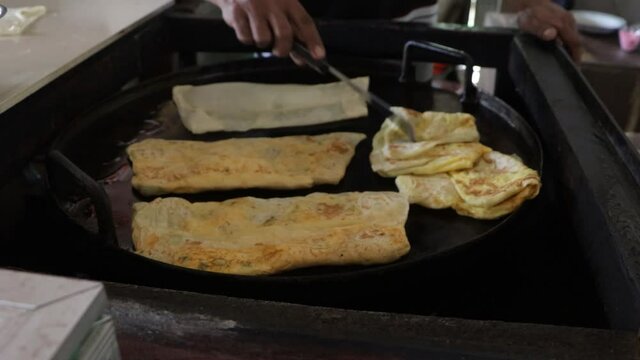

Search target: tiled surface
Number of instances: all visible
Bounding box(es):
[0,269,107,360]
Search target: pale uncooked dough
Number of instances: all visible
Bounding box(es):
[173,77,369,134]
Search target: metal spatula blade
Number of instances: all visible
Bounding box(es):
[291,42,417,142]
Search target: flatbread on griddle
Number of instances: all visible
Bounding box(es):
[371,142,492,177]
[449,151,540,208]
[173,77,369,134]
[395,173,459,209]
[373,107,481,157]
[396,151,541,220]
[127,132,366,196]
[370,107,489,177]
[132,192,410,275]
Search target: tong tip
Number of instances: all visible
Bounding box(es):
[389,108,417,142]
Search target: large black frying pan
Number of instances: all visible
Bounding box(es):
[47,41,542,285]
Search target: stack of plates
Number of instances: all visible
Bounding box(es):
[72,315,121,360]
[571,10,627,34]
[0,269,120,360]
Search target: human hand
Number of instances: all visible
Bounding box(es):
[516,1,582,61]
[211,0,325,60]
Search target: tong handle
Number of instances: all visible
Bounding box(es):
[47,150,119,248]
[291,41,416,141]
[399,40,478,106]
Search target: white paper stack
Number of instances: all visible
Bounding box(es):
[0,269,120,360]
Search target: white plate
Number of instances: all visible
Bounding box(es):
[571,10,627,34]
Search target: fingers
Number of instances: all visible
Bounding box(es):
[218,0,275,49]
[221,4,253,45]
[216,0,324,62]
[248,12,272,49]
[555,14,582,61]
[518,8,551,39]
[289,52,305,66]
[288,1,325,59]
[269,12,294,57]
[517,3,583,62]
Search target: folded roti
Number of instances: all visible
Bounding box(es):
[373,107,481,157]
[395,174,459,209]
[395,151,541,219]
[127,132,366,196]
[450,151,541,208]
[132,192,411,275]
[370,107,488,177]
[173,77,369,134]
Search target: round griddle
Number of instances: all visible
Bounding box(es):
[48,41,543,285]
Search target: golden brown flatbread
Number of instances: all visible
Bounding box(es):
[370,107,489,177]
[173,77,369,134]
[449,151,540,208]
[132,192,410,275]
[371,142,492,177]
[395,151,541,219]
[373,107,481,155]
[127,132,366,196]
[395,173,459,209]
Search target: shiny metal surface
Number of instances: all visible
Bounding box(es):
[291,41,417,141]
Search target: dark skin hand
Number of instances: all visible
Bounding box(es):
[509,0,582,61]
[210,0,325,61]
[212,0,581,63]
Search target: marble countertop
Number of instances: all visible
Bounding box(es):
[0,0,173,114]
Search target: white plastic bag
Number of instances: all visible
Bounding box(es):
[0,6,46,36]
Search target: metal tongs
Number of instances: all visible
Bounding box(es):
[291,42,417,142]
